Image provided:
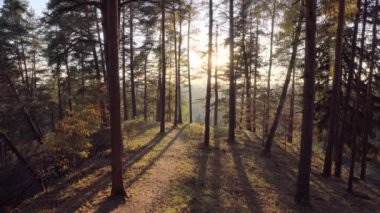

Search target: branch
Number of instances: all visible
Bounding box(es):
[48,0,103,18]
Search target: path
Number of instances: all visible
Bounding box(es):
[114,126,187,212]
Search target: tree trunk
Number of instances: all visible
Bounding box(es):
[264,0,277,140]
[336,0,361,177]
[214,23,219,127]
[173,11,179,127]
[178,14,183,124]
[253,18,259,133]
[122,8,128,121]
[228,0,236,143]
[156,32,162,122]
[95,8,107,82]
[323,0,346,178]
[204,0,213,147]
[5,74,43,143]
[92,43,107,128]
[187,0,193,123]
[103,0,126,197]
[264,6,303,154]
[160,0,167,134]
[64,56,73,112]
[242,18,252,131]
[129,5,137,119]
[144,53,149,121]
[288,65,296,143]
[348,0,368,192]
[168,60,173,122]
[295,0,317,204]
[360,0,377,181]
[0,131,40,180]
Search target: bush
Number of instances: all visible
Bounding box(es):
[42,105,101,174]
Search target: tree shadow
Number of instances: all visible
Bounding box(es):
[228,141,263,212]
[189,127,262,212]
[95,124,189,212]
[17,123,182,212]
[243,133,379,212]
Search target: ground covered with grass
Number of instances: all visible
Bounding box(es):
[14,121,380,212]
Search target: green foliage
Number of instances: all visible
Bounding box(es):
[42,105,100,173]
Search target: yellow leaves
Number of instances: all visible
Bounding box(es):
[42,105,101,172]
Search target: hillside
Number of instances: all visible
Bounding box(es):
[14,121,380,212]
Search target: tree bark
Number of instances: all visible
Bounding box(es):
[160,0,167,134]
[323,0,346,178]
[204,0,213,147]
[214,23,219,127]
[336,0,361,177]
[173,11,179,127]
[348,0,368,193]
[144,53,149,121]
[263,5,303,154]
[264,0,277,139]
[103,0,126,197]
[360,0,377,181]
[187,0,193,123]
[129,5,137,119]
[288,65,296,144]
[122,8,129,121]
[228,0,236,143]
[295,0,317,204]
[5,74,43,143]
[253,18,259,133]
[178,13,183,124]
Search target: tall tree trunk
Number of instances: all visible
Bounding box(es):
[0,131,40,181]
[263,5,303,154]
[228,0,236,143]
[95,8,107,82]
[242,14,252,131]
[173,11,179,127]
[240,78,246,129]
[156,32,162,122]
[178,14,183,124]
[160,0,167,134]
[288,65,296,143]
[64,56,73,112]
[253,18,259,133]
[336,0,361,177]
[214,23,219,127]
[144,53,149,121]
[204,0,213,147]
[360,0,377,181]
[348,0,368,193]
[122,9,128,121]
[56,49,64,121]
[92,43,107,128]
[323,0,346,178]
[5,74,43,143]
[21,43,31,94]
[168,59,173,122]
[80,44,85,100]
[295,0,317,204]
[264,0,277,139]
[103,0,126,197]
[129,5,137,119]
[187,0,193,123]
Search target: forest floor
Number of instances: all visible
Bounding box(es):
[14,121,380,212]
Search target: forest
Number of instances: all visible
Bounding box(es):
[0,0,380,212]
